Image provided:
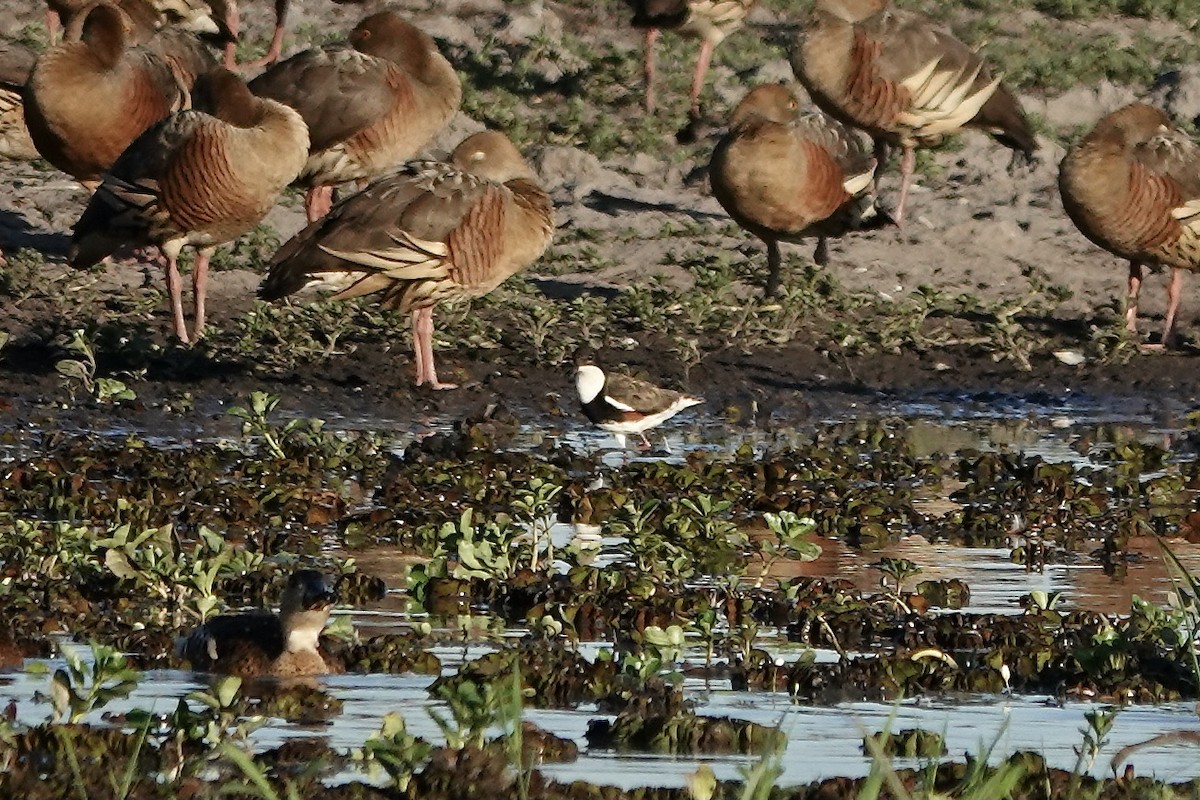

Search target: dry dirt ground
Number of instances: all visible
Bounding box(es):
[3,0,1200,434]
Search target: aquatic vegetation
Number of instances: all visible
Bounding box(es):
[54,329,138,404]
[339,634,442,675]
[862,728,947,759]
[5,0,1200,790]
[354,712,432,791]
[48,643,139,724]
[0,406,1198,795]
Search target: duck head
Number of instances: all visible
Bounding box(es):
[278,570,338,654]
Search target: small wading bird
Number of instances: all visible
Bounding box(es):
[259,131,554,390]
[628,0,756,128]
[69,68,309,344]
[1059,103,1200,349]
[575,352,703,450]
[248,11,461,224]
[709,83,892,297]
[791,0,1037,225]
[179,569,343,677]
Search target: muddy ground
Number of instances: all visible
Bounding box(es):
[3,0,1200,435]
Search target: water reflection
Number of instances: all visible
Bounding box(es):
[5,388,1200,789]
[5,660,1195,788]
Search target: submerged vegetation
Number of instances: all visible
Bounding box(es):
[0,396,1198,795]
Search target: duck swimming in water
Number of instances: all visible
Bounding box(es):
[179,569,343,677]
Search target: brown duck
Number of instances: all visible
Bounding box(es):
[49,0,232,47]
[1059,103,1200,348]
[791,0,1037,225]
[58,0,222,89]
[709,84,891,296]
[25,2,189,187]
[259,131,555,390]
[45,0,92,42]
[628,0,756,122]
[69,68,309,343]
[248,11,461,223]
[179,569,343,677]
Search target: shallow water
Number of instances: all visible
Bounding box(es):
[5,390,1200,788]
[4,650,1199,787]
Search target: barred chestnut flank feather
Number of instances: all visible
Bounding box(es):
[249,11,461,223]
[261,131,554,390]
[792,0,1037,225]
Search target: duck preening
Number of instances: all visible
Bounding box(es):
[709,83,892,297]
[24,2,190,187]
[179,569,343,677]
[68,67,309,344]
[247,11,461,223]
[575,351,703,450]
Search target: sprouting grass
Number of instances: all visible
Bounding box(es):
[976,27,1200,93]
[919,0,1200,22]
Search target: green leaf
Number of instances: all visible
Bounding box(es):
[788,541,822,562]
[104,549,138,580]
[215,675,242,708]
[55,360,90,382]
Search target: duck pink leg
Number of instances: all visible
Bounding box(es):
[1125,260,1144,335]
[46,9,61,43]
[164,250,191,344]
[244,0,290,69]
[411,305,456,390]
[688,38,716,119]
[1161,267,1183,348]
[304,186,334,223]
[643,28,660,112]
[893,144,916,226]
[192,248,213,341]
[223,0,240,69]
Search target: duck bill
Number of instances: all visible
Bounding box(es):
[303,582,339,611]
